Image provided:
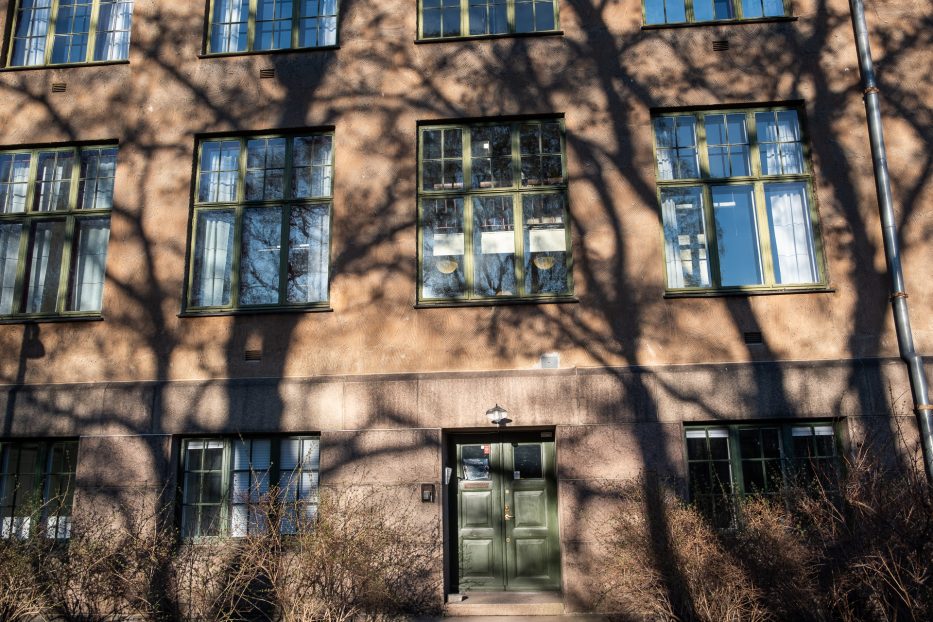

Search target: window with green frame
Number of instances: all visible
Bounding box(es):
[685,422,838,527]
[0,440,77,539]
[418,119,573,303]
[419,0,558,39]
[8,0,134,67]
[186,133,333,312]
[180,436,320,538]
[653,107,825,293]
[0,145,115,318]
[643,0,786,25]
[206,0,337,54]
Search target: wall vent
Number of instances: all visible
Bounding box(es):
[743,331,763,345]
[712,40,730,52]
[540,352,560,369]
[244,349,263,362]
[51,83,67,93]
[259,68,275,79]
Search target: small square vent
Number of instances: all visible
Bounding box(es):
[259,68,275,79]
[743,331,763,345]
[244,349,262,362]
[51,83,67,93]
[712,40,730,52]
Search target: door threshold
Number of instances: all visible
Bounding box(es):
[446,591,563,616]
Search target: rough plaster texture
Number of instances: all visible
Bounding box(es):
[0,0,930,610]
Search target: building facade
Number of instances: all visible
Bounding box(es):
[0,0,930,611]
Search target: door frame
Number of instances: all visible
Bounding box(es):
[444,427,561,594]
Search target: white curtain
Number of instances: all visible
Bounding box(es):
[0,225,22,314]
[70,219,110,312]
[194,212,234,306]
[26,222,65,313]
[661,189,710,288]
[765,183,817,284]
[12,0,52,66]
[94,0,134,61]
[35,152,73,212]
[212,0,249,52]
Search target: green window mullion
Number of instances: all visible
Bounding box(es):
[54,216,77,313]
[685,0,696,22]
[24,150,40,215]
[291,0,301,49]
[86,0,104,63]
[509,125,523,295]
[247,0,258,52]
[747,111,763,178]
[229,205,244,308]
[44,0,62,65]
[66,147,82,211]
[461,0,469,37]
[220,441,231,537]
[753,181,777,286]
[512,191,525,296]
[701,184,723,288]
[507,0,515,33]
[695,113,711,180]
[461,129,475,297]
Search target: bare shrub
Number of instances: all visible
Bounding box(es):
[596,446,933,622]
[0,536,48,621]
[166,483,442,622]
[595,478,767,622]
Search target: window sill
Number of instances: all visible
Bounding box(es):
[0,314,104,324]
[0,59,130,73]
[415,296,578,309]
[197,45,339,60]
[664,286,834,299]
[415,30,563,45]
[178,305,333,318]
[641,16,797,30]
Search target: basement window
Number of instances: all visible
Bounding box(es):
[0,440,77,539]
[180,436,320,538]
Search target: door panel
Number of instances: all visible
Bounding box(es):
[454,433,560,592]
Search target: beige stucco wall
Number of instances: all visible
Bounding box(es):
[0,0,929,387]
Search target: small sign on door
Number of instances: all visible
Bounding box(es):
[514,471,521,480]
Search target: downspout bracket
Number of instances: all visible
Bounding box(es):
[890,291,909,300]
[863,86,880,96]
[915,405,933,412]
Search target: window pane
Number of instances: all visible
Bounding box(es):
[255,0,294,51]
[422,129,463,191]
[191,210,235,307]
[764,182,817,284]
[741,0,763,17]
[245,138,286,201]
[421,198,465,299]
[513,444,543,479]
[198,141,240,203]
[469,0,508,35]
[25,220,66,313]
[523,194,569,295]
[299,0,338,46]
[472,195,516,297]
[694,0,733,20]
[94,0,134,60]
[762,0,783,16]
[462,445,491,481]
[660,187,710,288]
[757,111,804,175]
[51,0,93,64]
[292,135,333,199]
[0,225,22,315]
[240,207,282,305]
[520,122,562,187]
[78,147,117,210]
[471,125,513,189]
[711,185,762,286]
[705,113,750,178]
[0,153,32,214]
[68,217,110,311]
[654,116,698,180]
[11,0,52,66]
[286,204,330,303]
[34,151,75,212]
[211,0,249,52]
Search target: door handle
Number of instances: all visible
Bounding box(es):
[504,504,513,521]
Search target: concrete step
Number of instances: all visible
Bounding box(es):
[446,592,564,616]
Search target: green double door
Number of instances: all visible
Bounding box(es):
[452,432,560,592]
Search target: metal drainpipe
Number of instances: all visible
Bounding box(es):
[848,0,933,482]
